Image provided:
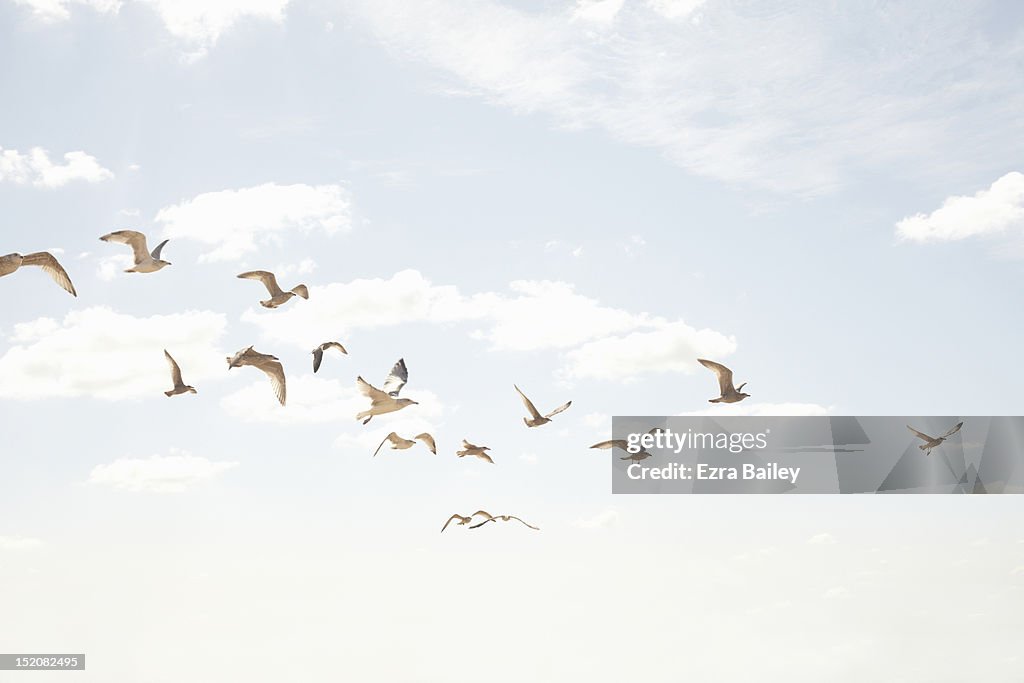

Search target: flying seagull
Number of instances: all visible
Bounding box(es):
[163,350,196,397]
[590,439,653,462]
[698,359,750,404]
[0,252,77,296]
[457,440,494,464]
[226,346,287,406]
[441,510,494,533]
[373,432,437,457]
[237,270,309,309]
[99,230,171,273]
[356,358,417,424]
[514,384,571,428]
[312,341,347,373]
[907,421,964,455]
[470,514,540,531]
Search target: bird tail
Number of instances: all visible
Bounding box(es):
[164,390,173,397]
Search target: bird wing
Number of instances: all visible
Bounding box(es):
[101,230,150,263]
[472,510,494,520]
[373,432,400,457]
[441,514,467,533]
[382,358,408,397]
[324,341,347,354]
[414,433,437,454]
[906,425,935,442]
[698,359,736,395]
[254,358,287,406]
[357,376,389,402]
[590,440,628,451]
[942,422,964,439]
[164,350,184,386]
[20,252,77,296]
[237,270,284,296]
[290,284,309,299]
[312,347,324,373]
[150,239,169,260]
[509,516,540,531]
[543,400,572,419]
[477,452,494,464]
[469,517,497,529]
[514,384,543,420]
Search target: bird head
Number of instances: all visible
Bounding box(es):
[399,398,419,406]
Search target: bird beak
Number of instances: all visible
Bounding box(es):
[412,400,420,405]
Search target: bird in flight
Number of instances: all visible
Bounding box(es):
[237,270,309,309]
[470,514,540,531]
[457,440,494,463]
[163,350,196,397]
[698,359,750,404]
[99,230,171,273]
[373,432,437,457]
[312,341,347,373]
[226,346,287,406]
[907,421,963,455]
[356,358,417,424]
[590,439,653,462]
[0,251,77,296]
[514,384,571,428]
[441,510,494,533]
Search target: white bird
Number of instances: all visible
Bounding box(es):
[312,341,347,373]
[0,252,77,296]
[356,358,417,424]
[373,432,437,457]
[456,440,494,464]
[163,350,196,397]
[907,421,963,455]
[514,384,571,428]
[237,270,309,308]
[698,358,750,404]
[470,514,540,531]
[99,230,171,273]
[441,510,494,533]
[226,346,287,406]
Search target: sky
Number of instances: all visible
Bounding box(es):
[1,0,1023,680]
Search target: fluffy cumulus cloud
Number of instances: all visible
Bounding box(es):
[0,307,227,400]
[155,183,351,262]
[896,172,1024,243]
[242,269,736,382]
[0,146,113,187]
[88,449,238,493]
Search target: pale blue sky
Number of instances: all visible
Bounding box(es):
[1,1,1023,681]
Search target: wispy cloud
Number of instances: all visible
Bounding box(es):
[0,146,113,187]
[88,449,238,493]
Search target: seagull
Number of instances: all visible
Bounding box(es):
[441,510,494,533]
[457,440,494,463]
[470,514,540,531]
[907,421,963,455]
[356,358,417,424]
[163,350,196,397]
[226,346,287,406]
[312,341,347,373]
[514,384,571,428]
[590,439,653,461]
[373,432,437,457]
[698,359,750,404]
[0,252,77,296]
[237,270,309,309]
[99,230,171,273]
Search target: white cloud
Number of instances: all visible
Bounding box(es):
[680,402,833,417]
[88,449,238,493]
[0,535,44,551]
[646,0,705,20]
[896,172,1024,243]
[96,253,134,281]
[0,307,227,400]
[0,146,113,187]
[572,508,622,529]
[807,532,838,545]
[573,0,625,25]
[11,0,117,22]
[155,182,351,262]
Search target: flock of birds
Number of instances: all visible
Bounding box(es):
[4,230,770,533]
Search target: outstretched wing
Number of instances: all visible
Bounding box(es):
[373,432,400,457]
[942,422,964,439]
[254,358,287,406]
[477,452,494,464]
[357,376,388,402]
[698,358,736,395]
[20,252,77,296]
[382,358,408,397]
[509,516,540,531]
[469,517,497,530]
[415,433,437,454]
[101,230,149,263]
[514,384,543,420]
[590,440,628,451]
[164,349,184,386]
[441,514,466,533]
[906,425,935,443]
[150,239,169,260]
[237,270,284,297]
[543,400,572,419]
[290,284,309,299]
[312,347,324,373]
